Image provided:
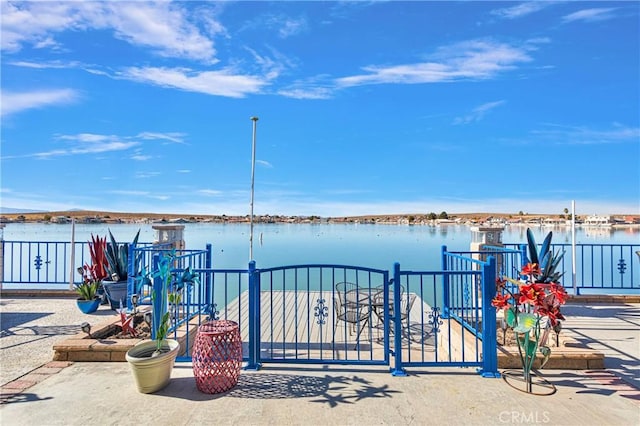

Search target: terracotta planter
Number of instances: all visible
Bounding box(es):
[125,339,179,393]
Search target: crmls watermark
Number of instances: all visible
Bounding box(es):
[499,411,551,424]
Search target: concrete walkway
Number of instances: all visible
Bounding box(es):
[0,298,638,425]
[0,296,115,386]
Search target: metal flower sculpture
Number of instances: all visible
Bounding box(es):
[135,250,200,356]
[492,229,568,394]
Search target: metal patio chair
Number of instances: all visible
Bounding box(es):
[334,282,372,348]
[373,285,416,339]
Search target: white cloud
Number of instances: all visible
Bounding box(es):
[491,2,554,19]
[1,2,80,52]
[136,132,187,144]
[1,1,220,62]
[244,46,293,80]
[256,160,273,168]
[24,139,138,159]
[103,2,217,62]
[134,171,161,179]
[109,190,150,197]
[1,89,79,116]
[277,17,308,38]
[241,13,308,39]
[130,154,152,161]
[533,124,640,145]
[198,189,224,196]
[57,133,115,143]
[277,87,334,100]
[277,74,335,99]
[8,60,82,69]
[453,100,506,125]
[336,40,533,87]
[149,195,171,201]
[120,67,268,98]
[1,131,194,161]
[31,133,140,159]
[562,8,617,24]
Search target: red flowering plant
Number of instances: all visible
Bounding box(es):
[492,229,567,381]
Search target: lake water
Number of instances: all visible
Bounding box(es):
[4,222,639,271]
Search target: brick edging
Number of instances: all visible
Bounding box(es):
[0,361,74,405]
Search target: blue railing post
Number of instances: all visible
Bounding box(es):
[441,245,450,318]
[245,260,261,370]
[479,256,500,378]
[204,244,212,312]
[391,262,407,376]
[518,244,528,269]
[126,243,135,312]
[151,253,163,341]
[0,234,4,288]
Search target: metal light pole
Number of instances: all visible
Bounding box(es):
[571,200,577,294]
[249,116,259,261]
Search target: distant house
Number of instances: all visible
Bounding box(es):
[583,215,612,226]
[81,216,104,224]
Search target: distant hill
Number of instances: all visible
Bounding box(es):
[0,207,45,214]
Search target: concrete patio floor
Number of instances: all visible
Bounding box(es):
[0,296,638,425]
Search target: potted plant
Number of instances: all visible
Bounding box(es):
[492,229,568,394]
[125,250,199,394]
[74,265,102,314]
[87,234,109,304]
[102,229,140,310]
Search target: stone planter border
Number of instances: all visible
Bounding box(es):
[53,311,201,362]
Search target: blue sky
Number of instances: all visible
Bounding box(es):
[1,1,639,217]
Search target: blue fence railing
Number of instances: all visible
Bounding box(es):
[0,240,154,288]
[126,245,498,376]
[0,238,501,376]
[3,239,638,296]
[503,242,640,295]
[394,255,498,377]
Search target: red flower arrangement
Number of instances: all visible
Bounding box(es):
[492,229,568,390]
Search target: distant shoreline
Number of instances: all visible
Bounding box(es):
[1,209,638,226]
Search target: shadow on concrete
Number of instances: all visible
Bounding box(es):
[0,312,52,334]
[0,391,53,405]
[157,372,402,407]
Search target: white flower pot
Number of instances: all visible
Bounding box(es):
[125,339,179,393]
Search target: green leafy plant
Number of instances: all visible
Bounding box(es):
[105,229,141,281]
[525,228,564,284]
[136,250,199,356]
[75,264,101,300]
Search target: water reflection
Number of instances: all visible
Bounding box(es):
[3,222,639,271]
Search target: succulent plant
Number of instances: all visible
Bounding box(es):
[105,229,140,282]
[525,228,564,284]
[135,250,200,355]
[75,264,100,300]
[88,234,108,280]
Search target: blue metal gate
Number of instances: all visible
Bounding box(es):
[250,264,391,366]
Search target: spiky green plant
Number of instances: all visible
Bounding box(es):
[136,250,199,356]
[526,228,564,284]
[75,280,100,300]
[105,229,140,281]
[75,265,101,300]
